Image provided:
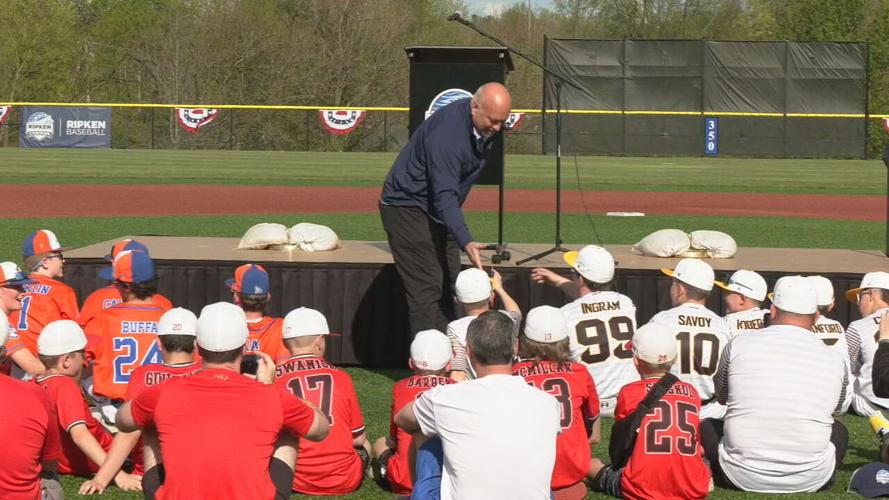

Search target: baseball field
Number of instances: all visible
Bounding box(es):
[1,147,885,499]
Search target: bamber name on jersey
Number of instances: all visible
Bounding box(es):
[275,357,332,376]
[678,315,712,328]
[120,321,159,334]
[812,323,843,334]
[581,301,620,314]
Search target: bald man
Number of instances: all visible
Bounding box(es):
[380,83,512,334]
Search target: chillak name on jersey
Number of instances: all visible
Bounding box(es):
[581,301,621,314]
[513,362,574,377]
[678,315,712,328]
[275,357,332,376]
[120,321,159,334]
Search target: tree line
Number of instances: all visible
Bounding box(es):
[1,0,887,155]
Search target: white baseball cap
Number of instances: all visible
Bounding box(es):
[715,269,767,301]
[772,276,818,315]
[523,305,569,343]
[563,245,615,284]
[0,314,9,347]
[662,258,714,291]
[846,272,889,303]
[37,320,99,356]
[158,308,198,336]
[410,330,452,370]
[806,276,835,307]
[282,307,339,339]
[196,302,248,352]
[455,268,493,304]
[631,323,677,364]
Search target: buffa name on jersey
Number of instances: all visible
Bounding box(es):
[580,301,621,314]
[678,315,712,328]
[120,321,158,334]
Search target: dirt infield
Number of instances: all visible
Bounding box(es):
[5,184,882,221]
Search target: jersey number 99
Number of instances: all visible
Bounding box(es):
[575,316,634,364]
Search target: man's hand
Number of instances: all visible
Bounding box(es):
[490,269,504,291]
[78,479,107,495]
[464,241,486,269]
[255,351,277,385]
[879,311,889,342]
[531,268,570,287]
[113,471,143,492]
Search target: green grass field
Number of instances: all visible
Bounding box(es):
[1,148,883,498]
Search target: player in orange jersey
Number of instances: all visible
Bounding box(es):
[7,229,79,380]
[513,306,601,500]
[228,264,288,361]
[80,308,200,496]
[87,250,169,424]
[274,307,369,496]
[372,329,454,496]
[80,239,173,331]
[0,262,32,377]
[34,320,141,490]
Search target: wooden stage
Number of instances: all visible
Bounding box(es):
[65,237,889,367]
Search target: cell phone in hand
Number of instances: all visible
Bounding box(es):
[240,354,259,375]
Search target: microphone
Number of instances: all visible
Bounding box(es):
[447,11,463,22]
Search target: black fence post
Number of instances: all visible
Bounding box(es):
[304,110,310,151]
[383,110,388,152]
[229,109,234,150]
[150,108,155,149]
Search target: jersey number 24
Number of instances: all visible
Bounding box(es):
[113,338,162,384]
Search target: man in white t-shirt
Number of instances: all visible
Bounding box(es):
[846,272,889,417]
[716,269,768,338]
[533,245,637,418]
[395,310,560,500]
[649,258,730,419]
[446,268,520,381]
[703,276,848,493]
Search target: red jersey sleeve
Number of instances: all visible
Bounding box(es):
[125,367,146,401]
[37,386,63,462]
[131,384,162,429]
[279,390,316,438]
[389,384,402,442]
[582,369,600,421]
[340,373,365,435]
[54,378,89,433]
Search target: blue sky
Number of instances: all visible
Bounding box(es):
[464,0,555,16]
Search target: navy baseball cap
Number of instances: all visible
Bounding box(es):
[849,462,889,497]
[99,250,156,284]
[226,264,269,295]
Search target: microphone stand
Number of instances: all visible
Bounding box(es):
[450,14,586,265]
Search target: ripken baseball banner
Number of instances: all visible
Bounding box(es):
[19,106,111,148]
[319,110,366,135]
[176,108,219,134]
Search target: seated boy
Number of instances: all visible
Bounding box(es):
[590,323,711,500]
[372,329,453,495]
[34,320,141,490]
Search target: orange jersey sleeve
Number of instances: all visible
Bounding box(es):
[8,276,80,356]
[79,286,118,329]
[91,304,165,400]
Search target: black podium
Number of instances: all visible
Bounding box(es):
[405,46,514,186]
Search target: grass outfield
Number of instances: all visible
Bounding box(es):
[0,212,881,263]
[0,148,884,195]
[56,367,879,499]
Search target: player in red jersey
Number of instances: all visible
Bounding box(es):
[7,229,79,379]
[590,323,711,500]
[372,329,454,496]
[274,307,369,495]
[512,305,601,500]
[87,250,169,424]
[34,320,141,491]
[0,312,64,500]
[228,264,288,361]
[0,262,32,377]
[79,239,173,331]
[79,308,200,495]
[116,302,329,500]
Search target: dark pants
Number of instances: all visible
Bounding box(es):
[700,418,848,491]
[380,203,461,334]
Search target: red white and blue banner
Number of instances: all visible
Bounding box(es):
[319,110,366,135]
[883,117,889,135]
[505,112,525,132]
[0,106,11,125]
[176,108,219,134]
